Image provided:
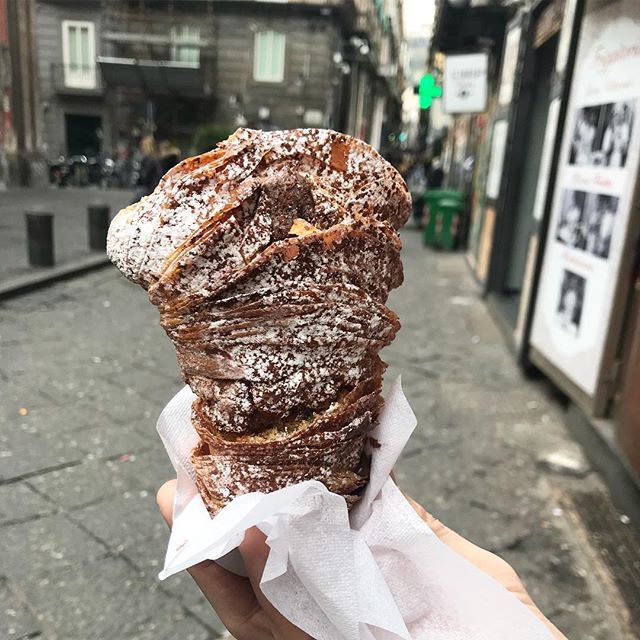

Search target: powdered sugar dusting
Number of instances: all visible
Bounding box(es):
[107,128,410,512]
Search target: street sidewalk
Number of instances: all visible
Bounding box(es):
[0,186,130,287]
[0,230,635,639]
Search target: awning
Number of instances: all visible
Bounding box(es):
[432,1,510,53]
[97,57,205,95]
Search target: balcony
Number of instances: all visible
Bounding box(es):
[51,63,104,96]
[97,56,206,96]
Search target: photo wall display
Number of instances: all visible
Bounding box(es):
[531,0,640,399]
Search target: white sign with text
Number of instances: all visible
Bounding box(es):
[443,53,489,114]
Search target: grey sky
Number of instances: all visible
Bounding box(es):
[403,0,436,38]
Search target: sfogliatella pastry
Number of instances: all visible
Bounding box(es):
[107,128,410,514]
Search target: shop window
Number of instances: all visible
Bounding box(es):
[253,30,286,83]
[171,25,201,65]
[62,20,96,89]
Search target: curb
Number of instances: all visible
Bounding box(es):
[0,253,112,300]
[564,402,640,530]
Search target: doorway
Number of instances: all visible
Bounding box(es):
[501,35,559,323]
[65,114,102,156]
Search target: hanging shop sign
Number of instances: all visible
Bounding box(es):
[443,53,488,114]
[530,0,640,406]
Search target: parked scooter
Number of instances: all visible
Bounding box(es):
[49,154,128,188]
[48,155,70,186]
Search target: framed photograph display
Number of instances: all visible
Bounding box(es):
[530,0,640,410]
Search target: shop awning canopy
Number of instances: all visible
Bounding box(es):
[97,57,205,95]
[432,1,510,53]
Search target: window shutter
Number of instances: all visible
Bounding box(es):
[253,30,285,82]
[62,21,96,89]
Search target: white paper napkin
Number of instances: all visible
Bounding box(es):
[156,378,555,640]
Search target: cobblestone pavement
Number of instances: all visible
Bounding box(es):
[0,229,632,639]
[0,187,130,282]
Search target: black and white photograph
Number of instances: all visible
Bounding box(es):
[568,100,635,168]
[568,105,601,166]
[556,189,619,259]
[582,193,619,259]
[556,270,586,337]
[556,189,587,249]
[598,101,634,167]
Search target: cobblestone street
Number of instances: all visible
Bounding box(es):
[0,230,632,639]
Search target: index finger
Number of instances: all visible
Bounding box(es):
[156,480,269,638]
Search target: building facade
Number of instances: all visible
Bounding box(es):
[18,0,404,168]
[0,0,13,188]
[431,0,640,488]
[2,0,44,186]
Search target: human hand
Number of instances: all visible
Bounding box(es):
[157,481,566,640]
[404,494,567,640]
[157,480,311,640]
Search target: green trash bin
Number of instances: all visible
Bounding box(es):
[427,189,464,203]
[422,190,464,247]
[434,198,465,250]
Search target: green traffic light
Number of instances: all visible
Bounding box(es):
[419,73,442,110]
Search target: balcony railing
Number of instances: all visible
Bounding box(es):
[97,56,206,96]
[51,63,103,95]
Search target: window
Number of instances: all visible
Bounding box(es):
[171,25,200,65]
[253,30,285,83]
[62,21,96,89]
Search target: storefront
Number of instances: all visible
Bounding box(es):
[528,0,640,481]
[455,0,640,483]
[466,0,581,321]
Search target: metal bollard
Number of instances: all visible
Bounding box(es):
[25,211,55,267]
[87,203,110,252]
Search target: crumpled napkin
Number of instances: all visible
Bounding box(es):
[156,378,554,640]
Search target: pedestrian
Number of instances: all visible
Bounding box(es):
[157,480,567,640]
[132,136,162,203]
[406,157,427,227]
[428,156,444,189]
[158,140,181,176]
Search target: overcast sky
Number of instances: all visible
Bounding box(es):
[403,0,436,38]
